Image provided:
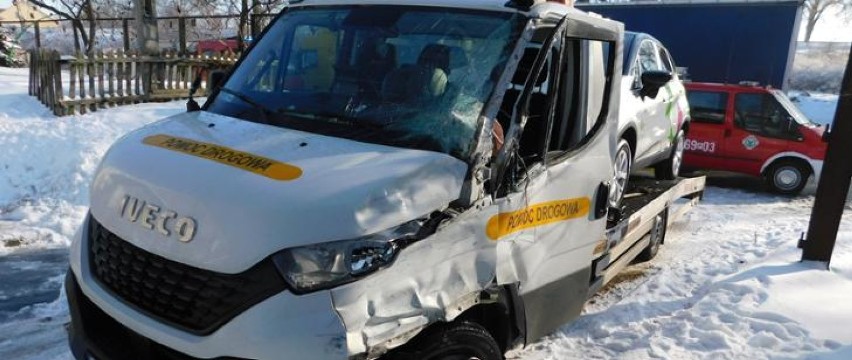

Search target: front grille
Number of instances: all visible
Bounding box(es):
[67,273,251,360]
[88,217,287,335]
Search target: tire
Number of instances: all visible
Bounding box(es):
[654,130,685,180]
[765,160,810,195]
[383,321,502,360]
[636,209,667,262]
[609,139,632,209]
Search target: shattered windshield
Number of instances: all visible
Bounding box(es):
[207,6,525,160]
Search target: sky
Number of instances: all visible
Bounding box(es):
[803,7,852,42]
[0,0,850,41]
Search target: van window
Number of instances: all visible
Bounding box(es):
[502,26,556,165]
[687,90,728,124]
[734,93,800,140]
[548,39,611,157]
[207,6,525,161]
[516,46,558,164]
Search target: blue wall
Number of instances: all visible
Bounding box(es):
[578,2,802,89]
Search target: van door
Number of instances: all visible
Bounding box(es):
[491,16,621,343]
[725,91,804,175]
[683,89,730,170]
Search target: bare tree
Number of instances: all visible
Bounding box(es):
[227,0,284,50]
[29,0,98,53]
[134,0,158,54]
[803,0,852,42]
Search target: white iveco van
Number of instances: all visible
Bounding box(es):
[65,1,624,359]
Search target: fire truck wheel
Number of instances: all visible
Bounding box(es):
[765,160,810,195]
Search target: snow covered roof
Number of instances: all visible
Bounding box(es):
[289,0,578,18]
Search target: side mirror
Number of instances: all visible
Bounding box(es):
[187,72,204,112]
[207,70,229,95]
[640,70,673,99]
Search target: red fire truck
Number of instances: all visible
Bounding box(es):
[683,82,828,195]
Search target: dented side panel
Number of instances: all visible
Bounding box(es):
[331,16,625,360]
[330,206,500,357]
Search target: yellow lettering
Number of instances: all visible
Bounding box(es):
[142,134,302,181]
[486,197,591,240]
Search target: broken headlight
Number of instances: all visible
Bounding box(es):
[272,221,421,293]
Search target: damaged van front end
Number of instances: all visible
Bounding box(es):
[66,1,625,359]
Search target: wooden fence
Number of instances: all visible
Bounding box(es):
[29,49,239,116]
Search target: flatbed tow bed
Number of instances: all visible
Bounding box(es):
[590,176,706,296]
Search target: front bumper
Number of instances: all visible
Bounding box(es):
[66,272,242,360]
[66,266,350,360]
[67,217,349,360]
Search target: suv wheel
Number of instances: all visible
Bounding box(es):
[609,139,632,209]
[655,130,684,180]
[766,160,810,195]
[383,321,502,360]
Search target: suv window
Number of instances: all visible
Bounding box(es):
[734,93,799,139]
[638,40,659,73]
[687,90,728,124]
[658,46,674,72]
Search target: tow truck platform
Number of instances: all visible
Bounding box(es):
[590,175,706,295]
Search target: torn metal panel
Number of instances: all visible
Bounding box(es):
[462,20,538,207]
[330,206,500,358]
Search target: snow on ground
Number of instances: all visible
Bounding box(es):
[0,64,850,360]
[510,189,852,360]
[0,67,187,359]
[0,67,186,255]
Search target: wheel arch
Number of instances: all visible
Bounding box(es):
[620,126,638,158]
[760,152,816,177]
[453,284,525,353]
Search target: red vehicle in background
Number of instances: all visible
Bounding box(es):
[683,82,828,195]
[196,37,239,55]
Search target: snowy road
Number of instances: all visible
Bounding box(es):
[511,187,852,360]
[1,66,851,359]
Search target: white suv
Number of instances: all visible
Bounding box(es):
[610,32,690,207]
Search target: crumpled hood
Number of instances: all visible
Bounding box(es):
[88,111,468,273]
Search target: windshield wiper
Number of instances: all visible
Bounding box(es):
[218,87,273,124]
[275,109,387,130]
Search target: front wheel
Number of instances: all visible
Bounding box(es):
[655,130,685,180]
[383,321,502,360]
[765,160,810,195]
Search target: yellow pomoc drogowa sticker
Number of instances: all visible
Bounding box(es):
[142,134,302,181]
[486,197,591,240]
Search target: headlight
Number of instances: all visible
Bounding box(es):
[272,221,421,293]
